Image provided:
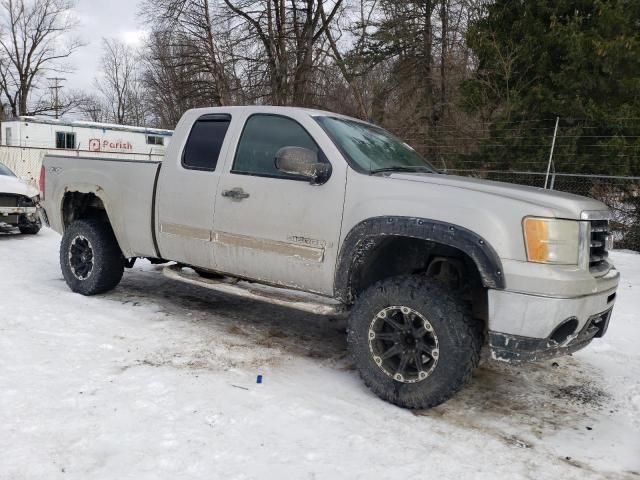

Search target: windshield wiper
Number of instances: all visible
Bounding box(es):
[370,166,436,174]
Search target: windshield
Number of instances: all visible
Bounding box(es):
[315,116,437,174]
[0,163,16,177]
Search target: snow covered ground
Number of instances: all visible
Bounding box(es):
[1,228,639,480]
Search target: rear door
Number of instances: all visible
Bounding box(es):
[156,113,232,268]
[212,111,347,295]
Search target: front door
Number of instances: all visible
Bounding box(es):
[213,112,347,295]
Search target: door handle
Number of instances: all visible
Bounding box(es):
[221,188,250,200]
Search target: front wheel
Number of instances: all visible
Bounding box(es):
[18,214,41,235]
[347,275,483,409]
[60,219,124,295]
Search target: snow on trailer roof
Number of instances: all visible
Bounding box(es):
[12,116,173,136]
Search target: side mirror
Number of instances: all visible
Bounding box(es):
[275,146,331,184]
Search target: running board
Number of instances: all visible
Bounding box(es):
[163,264,346,316]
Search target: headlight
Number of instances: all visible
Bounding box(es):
[523,217,580,265]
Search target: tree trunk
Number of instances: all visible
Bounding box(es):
[439,0,448,122]
[422,0,433,117]
[19,80,29,116]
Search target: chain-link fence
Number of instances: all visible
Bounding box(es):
[399,116,640,252]
[0,146,43,185]
[445,169,640,251]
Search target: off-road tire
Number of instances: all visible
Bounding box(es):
[347,275,483,409]
[60,219,124,295]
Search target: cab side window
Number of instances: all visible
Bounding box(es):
[232,114,319,179]
[182,114,231,171]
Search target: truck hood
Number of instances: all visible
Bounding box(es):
[0,175,39,198]
[386,172,607,219]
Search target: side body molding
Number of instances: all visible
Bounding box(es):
[334,216,506,303]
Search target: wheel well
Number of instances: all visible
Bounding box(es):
[62,192,109,227]
[347,236,488,322]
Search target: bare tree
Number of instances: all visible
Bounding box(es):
[151,0,233,105]
[320,0,377,119]
[94,38,148,125]
[139,0,247,126]
[75,93,109,123]
[142,30,219,128]
[0,0,83,117]
[221,0,343,106]
[30,85,86,117]
[136,0,488,150]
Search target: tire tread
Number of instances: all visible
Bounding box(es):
[60,218,124,295]
[347,275,483,409]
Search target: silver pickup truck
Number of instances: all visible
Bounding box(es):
[40,106,619,409]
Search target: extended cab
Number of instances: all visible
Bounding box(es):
[40,106,620,408]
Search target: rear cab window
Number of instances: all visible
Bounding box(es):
[182,114,231,171]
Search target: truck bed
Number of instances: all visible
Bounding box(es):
[42,154,161,258]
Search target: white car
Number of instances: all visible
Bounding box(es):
[0,163,41,234]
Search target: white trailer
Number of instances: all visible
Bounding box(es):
[1,117,173,153]
[0,117,173,184]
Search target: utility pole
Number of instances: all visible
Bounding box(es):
[47,77,66,119]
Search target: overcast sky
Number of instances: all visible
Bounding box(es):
[65,0,146,91]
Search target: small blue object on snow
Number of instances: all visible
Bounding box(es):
[256,375,263,384]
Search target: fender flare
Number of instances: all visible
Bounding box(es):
[334,216,506,303]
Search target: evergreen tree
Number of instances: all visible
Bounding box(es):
[461,0,640,176]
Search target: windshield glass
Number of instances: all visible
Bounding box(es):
[316,116,437,174]
[0,163,16,177]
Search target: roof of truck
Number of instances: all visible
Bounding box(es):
[184,105,363,121]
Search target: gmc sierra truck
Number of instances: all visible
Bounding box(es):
[40,106,619,409]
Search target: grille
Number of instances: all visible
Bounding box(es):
[589,220,610,273]
[0,194,18,208]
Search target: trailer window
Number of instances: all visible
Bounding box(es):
[146,135,164,146]
[182,114,231,171]
[56,132,76,149]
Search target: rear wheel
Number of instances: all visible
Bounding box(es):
[60,219,124,295]
[347,275,482,409]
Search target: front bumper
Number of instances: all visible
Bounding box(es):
[489,308,613,362]
[487,266,619,363]
[0,206,37,216]
[0,206,37,226]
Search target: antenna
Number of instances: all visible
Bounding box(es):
[47,77,66,119]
